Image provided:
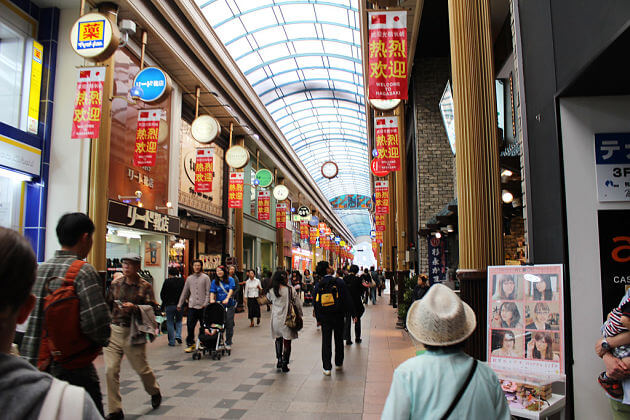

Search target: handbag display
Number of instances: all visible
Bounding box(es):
[285,287,303,332]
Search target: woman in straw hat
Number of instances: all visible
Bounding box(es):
[381,284,510,420]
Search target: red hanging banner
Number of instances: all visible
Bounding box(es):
[258,190,271,221]
[309,227,317,245]
[375,180,390,214]
[300,221,309,239]
[376,231,383,244]
[194,148,213,193]
[374,116,400,171]
[228,172,244,208]
[71,67,105,139]
[134,109,160,167]
[276,203,287,228]
[367,11,408,101]
[375,214,386,232]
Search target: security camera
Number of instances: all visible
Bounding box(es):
[119,20,137,48]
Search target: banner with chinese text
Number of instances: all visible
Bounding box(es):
[134,109,160,167]
[276,203,287,228]
[427,236,446,284]
[375,180,390,214]
[228,172,244,208]
[71,67,105,139]
[375,117,400,171]
[375,231,383,244]
[258,190,271,221]
[375,214,386,232]
[368,11,408,100]
[309,227,317,245]
[300,221,309,239]
[194,148,213,193]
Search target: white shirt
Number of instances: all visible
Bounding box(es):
[244,278,261,298]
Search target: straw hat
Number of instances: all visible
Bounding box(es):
[406,283,476,346]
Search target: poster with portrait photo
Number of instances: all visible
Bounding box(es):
[487,264,564,376]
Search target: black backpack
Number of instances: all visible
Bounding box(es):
[316,277,340,314]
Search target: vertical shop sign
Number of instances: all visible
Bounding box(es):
[134,109,160,167]
[276,203,287,228]
[228,172,244,208]
[309,227,317,245]
[258,190,271,221]
[427,236,446,284]
[375,180,390,214]
[367,11,408,100]
[598,210,630,318]
[300,221,309,239]
[375,231,383,244]
[374,117,400,171]
[27,41,43,134]
[375,214,386,232]
[71,66,105,139]
[594,133,630,201]
[194,148,213,193]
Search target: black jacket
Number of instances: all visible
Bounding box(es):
[345,274,366,317]
[160,276,185,306]
[313,275,355,323]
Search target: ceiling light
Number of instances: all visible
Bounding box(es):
[501,169,513,177]
[501,190,513,204]
[434,232,442,239]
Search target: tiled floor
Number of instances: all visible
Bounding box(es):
[94,293,417,419]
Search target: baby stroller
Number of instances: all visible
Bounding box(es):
[192,302,230,360]
[303,282,314,306]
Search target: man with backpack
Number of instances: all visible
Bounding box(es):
[313,261,355,376]
[20,213,111,416]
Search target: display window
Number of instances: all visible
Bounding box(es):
[0,170,24,230]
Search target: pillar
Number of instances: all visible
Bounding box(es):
[448,0,504,359]
[394,104,408,322]
[234,138,244,272]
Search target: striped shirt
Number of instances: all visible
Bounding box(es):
[604,289,630,337]
[20,250,111,366]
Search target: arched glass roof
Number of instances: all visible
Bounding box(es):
[198,0,371,239]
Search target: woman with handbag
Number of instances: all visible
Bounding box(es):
[267,270,303,373]
[244,269,262,327]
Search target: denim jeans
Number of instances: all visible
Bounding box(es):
[165,305,182,345]
[370,287,377,304]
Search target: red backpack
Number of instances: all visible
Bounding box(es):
[38,260,100,371]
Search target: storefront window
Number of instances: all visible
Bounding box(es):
[0,170,23,230]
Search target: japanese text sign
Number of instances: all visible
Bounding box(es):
[258,190,271,221]
[375,180,390,214]
[276,203,287,229]
[194,148,213,193]
[309,227,317,245]
[228,172,244,208]
[134,109,160,167]
[595,133,630,201]
[71,67,105,139]
[368,11,408,100]
[107,200,179,235]
[375,214,386,232]
[374,117,400,171]
[427,236,446,284]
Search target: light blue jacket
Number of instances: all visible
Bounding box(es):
[382,349,511,420]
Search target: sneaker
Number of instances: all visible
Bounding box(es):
[225,344,231,350]
[185,345,195,353]
[355,338,362,344]
[176,338,182,344]
[335,365,343,371]
[323,369,331,376]
[151,392,162,409]
[599,372,624,399]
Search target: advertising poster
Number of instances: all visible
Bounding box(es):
[143,241,162,267]
[375,214,386,232]
[375,180,390,214]
[300,221,309,239]
[374,117,400,171]
[487,265,564,376]
[194,147,213,193]
[309,227,317,245]
[594,133,630,201]
[258,190,270,221]
[227,172,244,208]
[427,236,446,284]
[133,109,160,167]
[71,67,105,139]
[367,11,408,100]
[597,210,630,319]
[276,203,287,229]
[27,41,43,134]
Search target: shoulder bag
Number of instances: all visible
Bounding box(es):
[285,287,303,332]
[440,359,478,420]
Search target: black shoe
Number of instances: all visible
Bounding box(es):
[176,338,182,344]
[356,338,362,344]
[151,392,162,409]
[277,359,283,369]
[106,411,124,420]
[346,340,353,345]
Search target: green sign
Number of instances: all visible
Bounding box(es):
[255,169,273,188]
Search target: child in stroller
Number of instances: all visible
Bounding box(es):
[192,302,231,360]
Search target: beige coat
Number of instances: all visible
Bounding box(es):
[268,285,303,340]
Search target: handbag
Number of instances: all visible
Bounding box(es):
[257,295,270,306]
[440,359,477,420]
[285,287,303,332]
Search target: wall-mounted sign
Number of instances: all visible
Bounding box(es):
[27,41,43,134]
[194,148,213,193]
[191,115,220,144]
[375,180,390,214]
[371,158,389,177]
[321,161,339,179]
[595,133,630,201]
[370,98,401,111]
[132,67,172,103]
[225,145,250,169]
[273,184,289,201]
[309,215,319,227]
[597,210,630,318]
[257,190,271,220]
[228,172,244,208]
[0,134,41,176]
[297,206,311,217]
[255,168,273,188]
[427,236,446,284]
[71,67,105,139]
[133,109,160,167]
[375,116,401,171]
[108,200,180,234]
[367,11,408,101]
[69,12,120,62]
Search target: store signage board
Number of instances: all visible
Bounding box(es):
[194,147,213,193]
[132,67,171,103]
[228,172,244,208]
[276,203,287,229]
[225,145,250,169]
[370,98,401,111]
[487,264,565,376]
[69,12,119,62]
[427,236,446,284]
[257,190,271,220]
[371,158,389,177]
[71,67,105,139]
[297,206,311,217]
[273,184,289,201]
[292,215,311,222]
[374,116,401,171]
[594,133,630,201]
[0,134,41,176]
[597,210,630,319]
[191,115,220,144]
[27,41,43,134]
[309,215,319,227]
[108,200,180,235]
[375,180,389,214]
[367,10,408,101]
[255,169,273,188]
[133,109,160,167]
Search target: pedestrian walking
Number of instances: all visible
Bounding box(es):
[160,267,184,346]
[210,266,236,350]
[244,269,262,327]
[291,270,303,300]
[20,213,111,415]
[177,259,211,353]
[344,265,366,345]
[104,254,161,420]
[230,265,245,312]
[313,261,355,376]
[261,270,272,312]
[267,270,303,372]
[382,284,510,419]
